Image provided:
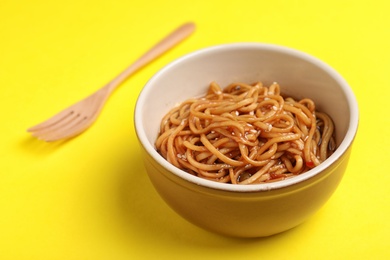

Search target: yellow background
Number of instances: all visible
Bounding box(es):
[1,0,389,259]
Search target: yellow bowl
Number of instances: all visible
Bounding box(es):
[135,43,359,237]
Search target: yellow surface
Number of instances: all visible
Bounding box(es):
[0,0,389,259]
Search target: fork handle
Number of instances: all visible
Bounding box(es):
[104,22,196,93]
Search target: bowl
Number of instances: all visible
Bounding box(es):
[134,43,359,237]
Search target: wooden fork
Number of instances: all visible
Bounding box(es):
[27,22,196,142]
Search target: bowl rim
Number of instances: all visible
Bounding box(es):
[134,42,359,192]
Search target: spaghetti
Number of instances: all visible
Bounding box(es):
[155,82,336,184]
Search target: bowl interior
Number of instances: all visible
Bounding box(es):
[135,43,358,192]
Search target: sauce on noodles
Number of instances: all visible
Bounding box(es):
[155,82,336,184]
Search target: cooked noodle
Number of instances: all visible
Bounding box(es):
[155,82,336,184]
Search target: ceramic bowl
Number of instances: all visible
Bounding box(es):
[134,43,359,237]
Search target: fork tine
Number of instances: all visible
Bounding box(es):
[27,108,74,132]
[38,116,96,142]
[30,112,80,138]
[29,96,104,141]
